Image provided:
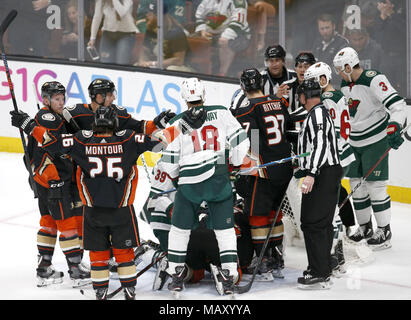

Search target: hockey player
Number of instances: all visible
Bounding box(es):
[10,81,90,288]
[159,77,250,295]
[333,47,407,249]
[296,79,342,289]
[230,45,297,112]
[61,78,176,271]
[62,78,175,134]
[234,68,293,278]
[137,157,256,293]
[304,61,357,275]
[11,106,206,300]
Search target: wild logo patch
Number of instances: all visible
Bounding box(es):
[348,98,360,117]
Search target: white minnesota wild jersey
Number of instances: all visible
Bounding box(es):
[321,90,355,167]
[195,0,250,39]
[160,105,249,185]
[340,69,406,147]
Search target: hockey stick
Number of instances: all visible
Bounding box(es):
[62,108,81,132]
[32,83,40,111]
[234,192,288,294]
[237,152,310,175]
[339,123,411,210]
[0,10,38,197]
[103,251,168,299]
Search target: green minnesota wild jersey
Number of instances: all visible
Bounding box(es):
[159,105,249,185]
[340,69,406,148]
[321,90,355,167]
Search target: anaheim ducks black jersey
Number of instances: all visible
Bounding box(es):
[64,103,149,133]
[234,95,293,182]
[32,128,161,207]
[29,107,72,188]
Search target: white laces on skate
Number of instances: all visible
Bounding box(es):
[370,228,385,241]
[304,273,313,280]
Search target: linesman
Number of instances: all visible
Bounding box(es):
[296,79,342,290]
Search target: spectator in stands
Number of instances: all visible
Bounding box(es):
[136,0,189,34]
[248,0,277,53]
[346,27,384,72]
[88,0,139,65]
[195,0,251,77]
[59,0,81,59]
[372,0,406,93]
[3,0,63,57]
[311,13,349,86]
[136,2,194,72]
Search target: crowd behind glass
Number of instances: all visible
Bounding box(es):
[0,0,406,96]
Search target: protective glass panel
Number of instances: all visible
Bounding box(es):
[285,0,407,96]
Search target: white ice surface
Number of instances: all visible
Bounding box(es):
[1,152,411,300]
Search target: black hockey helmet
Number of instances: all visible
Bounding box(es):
[264,45,286,60]
[93,106,119,132]
[88,78,116,101]
[240,68,263,92]
[295,52,316,67]
[296,79,322,99]
[41,81,66,100]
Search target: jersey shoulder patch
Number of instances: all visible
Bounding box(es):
[233,0,246,8]
[365,70,379,78]
[112,104,126,111]
[41,113,56,122]
[35,109,63,129]
[81,130,93,138]
[116,129,127,137]
[322,90,343,103]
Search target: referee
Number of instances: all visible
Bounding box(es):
[296,79,342,290]
[230,45,297,112]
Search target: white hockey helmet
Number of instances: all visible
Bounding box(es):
[304,62,332,89]
[333,47,359,75]
[181,77,205,103]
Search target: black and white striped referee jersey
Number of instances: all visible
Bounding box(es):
[298,102,340,176]
[230,67,297,112]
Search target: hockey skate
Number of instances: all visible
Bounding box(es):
[123,286,136,300]
[36,265,64,287]
[210,263,224,295]
[244,256,274,282]
[346,219,373,243]
[269,246,285,279]
[297,272,332,290]
[331,240,346,278]
[95,287,108,300]
[168,265,188,293]
[36,255,64,287]
[367,224,392,251]
[68,263,92,288]
[216,268,235,295]
[153,256,170,291]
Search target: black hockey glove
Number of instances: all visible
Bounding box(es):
[48,180,64,200]
[178,108,207,135]
[153,109,176,129]
[10,110,36,135]
[387,121,404,150]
